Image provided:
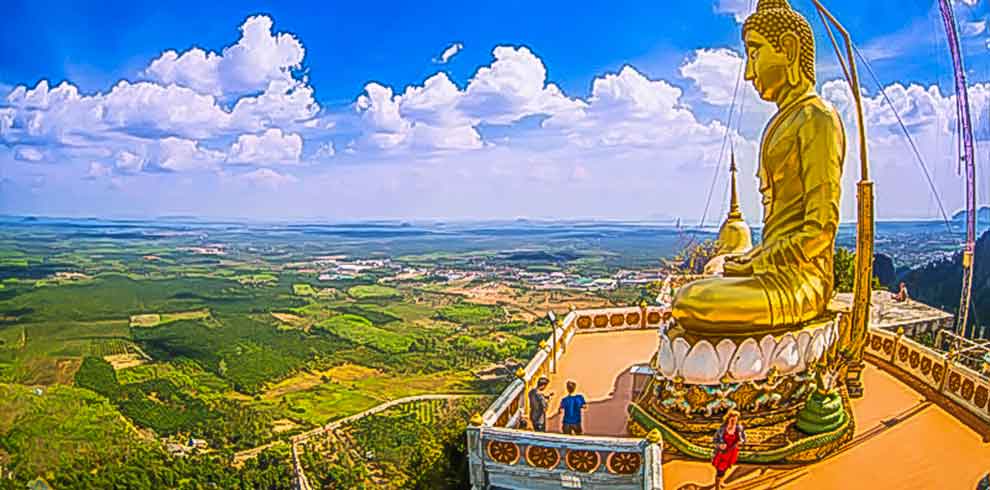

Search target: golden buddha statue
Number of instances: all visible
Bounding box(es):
[672,0,845,337]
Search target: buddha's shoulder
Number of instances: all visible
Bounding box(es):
[792,95,841,122]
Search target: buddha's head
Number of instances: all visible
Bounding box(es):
[742,0,816,103]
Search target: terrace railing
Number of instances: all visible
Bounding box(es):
[481,305,666,429]
[471,305,665,489]
[865,327,990,439]
[466,426,662,490]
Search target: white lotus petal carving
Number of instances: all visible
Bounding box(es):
[771,334,801,374]
[658,336,676,378]
[730,338,764,379]
[672,337,691,376]
[682,340,721,384]
[715,338,736,376]
[759,335,777,376]
[796,331,812,372]
[807,329,826,363]
[655,314,844,385]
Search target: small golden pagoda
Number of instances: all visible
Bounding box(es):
[714,150,752,257]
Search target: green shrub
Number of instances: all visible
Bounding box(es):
[74,357,120,398]
[435,303,502,325]
[347,285,401,300]
[314,315,412,354]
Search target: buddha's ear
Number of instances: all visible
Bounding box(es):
[779,32,801,85]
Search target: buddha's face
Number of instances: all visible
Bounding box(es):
[743,30,791,102]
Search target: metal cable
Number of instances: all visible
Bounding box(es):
[698,61,745,228]
[852,44,954,233]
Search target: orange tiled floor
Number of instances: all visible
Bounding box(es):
[542,329,990,489]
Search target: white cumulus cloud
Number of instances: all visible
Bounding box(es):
[152,137,224,172]
[680,48,744,106]
[434,42,463,64]
[715,0,754,23]
[227,128,303,165]
[144,15,305,98]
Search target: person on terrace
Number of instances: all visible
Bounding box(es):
[894,281,909,302]
[528,376,552,432]
[712,409,747,490]
[558,380,587,435]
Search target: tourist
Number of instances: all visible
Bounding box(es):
[528,377,552,432]
[712,409,746,490]
[895,282,909,302]
[558,380,587,435]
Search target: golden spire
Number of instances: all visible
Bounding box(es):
[713,148,752,256]
[727,150,743,221]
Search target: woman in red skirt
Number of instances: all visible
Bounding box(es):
[712,409,746,490]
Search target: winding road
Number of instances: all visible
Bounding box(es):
[233,393,488,489]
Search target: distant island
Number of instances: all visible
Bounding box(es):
[951,206,990,222]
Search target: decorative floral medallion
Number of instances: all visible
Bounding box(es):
[948,372,962,394]
[882,339,894,355]
[577,316,592,329]
[594,315,609,328]
[908,350,920,369]
[898,346,909,362]
[871,335,883,351]
[961,379,975,401]
[610,314,624,327]
[487,440,520,465]
[920,357,932,375]
[647,311,662,324]
[525,445,560,469]
[626,312,641,325]
[975,386,988,408]
[606,452,642,475]
[565,449,601,473]
[932,364,944,384]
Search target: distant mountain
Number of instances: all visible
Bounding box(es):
[900,229,990,338]
[951,206,990,222]
[874,253,896,287]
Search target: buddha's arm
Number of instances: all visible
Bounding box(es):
[751,108,844,274]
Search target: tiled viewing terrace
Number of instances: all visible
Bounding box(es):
[542,329,990,488]
[468,298,990,490]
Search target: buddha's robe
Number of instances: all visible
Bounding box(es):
[672,93,844,336]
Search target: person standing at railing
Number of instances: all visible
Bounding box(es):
[712,409,746,490]
[528,377,552,432]
[894,281,909,302]
[558,380,587,435]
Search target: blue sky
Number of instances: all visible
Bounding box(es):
[2,0,990,221]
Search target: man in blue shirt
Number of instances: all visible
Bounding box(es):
[558,380,587,435]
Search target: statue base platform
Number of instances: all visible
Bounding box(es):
[625,314,855,463]
[627,386,854,464]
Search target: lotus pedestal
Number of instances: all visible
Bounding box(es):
[627,315,855,463]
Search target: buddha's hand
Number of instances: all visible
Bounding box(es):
[723,257,754,276]
[703,255,727,275]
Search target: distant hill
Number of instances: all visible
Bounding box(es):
[899,229,990,338]
[951,206,990,222]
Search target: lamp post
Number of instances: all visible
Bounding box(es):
[547,311,557,373]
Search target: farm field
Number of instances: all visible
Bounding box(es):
[0,217,673,487]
